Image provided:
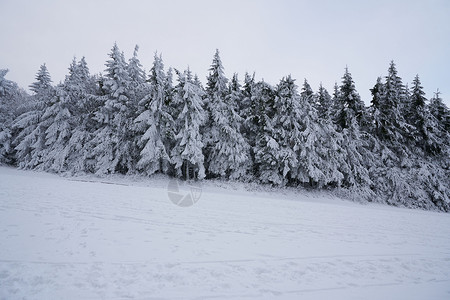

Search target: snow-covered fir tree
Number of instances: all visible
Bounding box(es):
[339,118,373,190]
[135,53,173,176]
[406,75,441,155]
[171,69,206,180]
[295,80,345,187]
[240,72,256,153]
[37,85,73,171]
[62,57,100,173]
[90,43,137,174]
[265,76,303,185]
[334,67,367,131]
[127,45,147,108]
[204,50,250,179]
[228,73,244,112]
[0,69,27,164]
[373,61,411,147]
[251,80,277,182]
[0,69,15,163]
[300,79,314,100]
[316,83,333,120]
[429,90,450,136]
[13,64,53,169]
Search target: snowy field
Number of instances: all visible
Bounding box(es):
[1,166,450,300]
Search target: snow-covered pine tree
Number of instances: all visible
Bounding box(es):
[429,90,450,136]
[228,73,243,112]
[406,75,441,155]
[373,61,411,147]
[338,117,373,190]
[295,80,345,188]
[90,43,137,174]
[0,69,14,98]
[369,77,385,136]
[0,69,27,164]
[62,58,100,173]
[171,69,207,180]
[334,67,367,131]
[329,82,341,125]
[0,69,14,163]
[250,80,278,183]
[316,83,333,121]
[38,84,73,171]
[240,72,256,151]
[241,72,255,117]
[127,45,147,110]
[13,64,53,169]
[267,76,302,185]
[204,50,250,179]
[300,79,314,100]
[134,52,173,176]
[127,45,146,88]
[367,63,440,208]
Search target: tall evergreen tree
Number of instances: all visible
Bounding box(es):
[241,72,255,116]
[171,69,206,180]
[0,69,27,164]
[204,50,250,179]
[296,82,345,187]
[374,61,410,146]
[335,67,367,130]
[127,45,147,107]
[90,43,136,174]
[135,53,173,175]
[38,85,73,171]
[300,79,314,100]
[63,58,100,173]
[251,80,277,181]
[429,90,450,134]
[228,73,243,112]
[407,75,440,154]
[13,64,53,168]
[316,83,333,121]
[266,76,303,185]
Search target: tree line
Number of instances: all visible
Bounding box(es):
[0,44,449,211]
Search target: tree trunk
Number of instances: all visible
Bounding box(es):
[185,161,190,181]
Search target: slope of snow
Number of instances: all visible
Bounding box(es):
[0,166,449,299]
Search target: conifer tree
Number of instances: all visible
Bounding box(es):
[300,79,314,100]
[251,80,277,181]
[374,61,410,146]
[0,69,26,164]
[13,64,53,168]
[127,45,147,108]
[204,50,250,179]
[316,83,333,120]
[295,82,344,187]
[63,57,100,173]
[267,76,303,185]
[171,69,206,180]
[228,73,243,112]
[335,67,367,130]
[407,75,440,154]
[90,43,136,174]
[429,90,450,134]
[38,85,73,171]
[135,53,173,175]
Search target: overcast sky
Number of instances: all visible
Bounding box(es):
[1,0,449,105]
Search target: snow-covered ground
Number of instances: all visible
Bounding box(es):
[1,166,449,300]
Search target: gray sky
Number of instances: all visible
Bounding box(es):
[1,0,449,105]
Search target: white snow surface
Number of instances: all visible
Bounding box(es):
[0,166,449,300]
